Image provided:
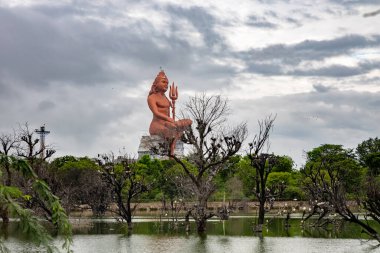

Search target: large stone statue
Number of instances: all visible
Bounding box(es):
[147,70,192,156]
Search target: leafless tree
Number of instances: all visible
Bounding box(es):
[168,94,247,232]
[247,115,277,230]
[16,123,55,174]
[0,132,19,186]
[363,176,380,217]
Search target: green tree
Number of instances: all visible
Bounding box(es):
[50,156,112,216]
[236,156,256,198]
[272,156,294,173]
[0,154,72,253]
[301,144,379,242]
[97,154,156,230]
[136,155,163,201]
[357,137,380,176]
[356,138,380,240]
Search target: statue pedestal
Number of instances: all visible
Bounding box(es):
[137,135,184,159]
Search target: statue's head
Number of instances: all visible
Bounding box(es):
[149,70,169,95]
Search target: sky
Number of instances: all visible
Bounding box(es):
[0,0,379,167]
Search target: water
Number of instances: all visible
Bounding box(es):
[1,217,380,253]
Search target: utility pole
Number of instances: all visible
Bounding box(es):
[35,125,50,159]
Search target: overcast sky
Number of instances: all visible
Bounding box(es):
[1,0,379,167]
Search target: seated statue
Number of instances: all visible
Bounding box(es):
[147,70,192,153]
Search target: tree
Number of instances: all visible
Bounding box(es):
[0,132,18,186]
[357,137,380,176]
[96,154,156,230]
[272,156,294,173]
[357,138,380,240]
[0,154,72,253]
[236,156,256,198]
[301,144,380,242]
[168,94,247,232]
[9,123,60,224]
[247,115,277,229]
[0,132,18,223]
[16,123,55,176]
[50,156,112,216]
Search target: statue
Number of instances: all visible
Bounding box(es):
[147,70,192,156]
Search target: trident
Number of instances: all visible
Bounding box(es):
[169,82,178,120]
[169,82,178,157]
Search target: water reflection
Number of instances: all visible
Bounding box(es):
[1,218,380,253]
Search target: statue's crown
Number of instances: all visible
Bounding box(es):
[156,70,167,80]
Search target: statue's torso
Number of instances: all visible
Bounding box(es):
[148,93,171,135]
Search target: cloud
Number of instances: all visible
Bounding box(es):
[289,61,380,77]
[313,84,335,93]
[243,35,380,64]
[246,15,278,29]
[232,89,380,166]
[0,0,379,167]
[167,5,224,49]
[238,35,380,76]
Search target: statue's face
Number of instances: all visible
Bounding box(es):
[156,77,169,92]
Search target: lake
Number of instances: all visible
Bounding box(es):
[1,216,379,253]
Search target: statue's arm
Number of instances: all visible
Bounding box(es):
[148,96,174,122]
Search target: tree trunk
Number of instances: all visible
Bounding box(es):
[126,200,133,230]
[258,200,265,225]
[196,197,208,233]
[5,164,11,186]
[0,207,9,224]
[196,217,207,233]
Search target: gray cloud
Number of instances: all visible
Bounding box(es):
[0,4,239,93]
[247,16,278,29]
[289,61,380,77]
[238,35,380,77]
[313,84,335,93]
[232,89,380,166]
[243,35,380,64]
[167,5,226,50]
[37,100,56,111]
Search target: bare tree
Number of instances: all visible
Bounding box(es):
[0,132,19,186]
[16,123,55,174]
[169,94,247,232]
[363,177,380,229]
[247,115,277,230]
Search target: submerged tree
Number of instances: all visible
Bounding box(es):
[301,144,380,242]
[97,154,157,230]
[50,156,112,216]
[247,115,277,230]
[167,94,247,232]
[357,138,380,242]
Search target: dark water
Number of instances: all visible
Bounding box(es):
[1,217,380,253]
